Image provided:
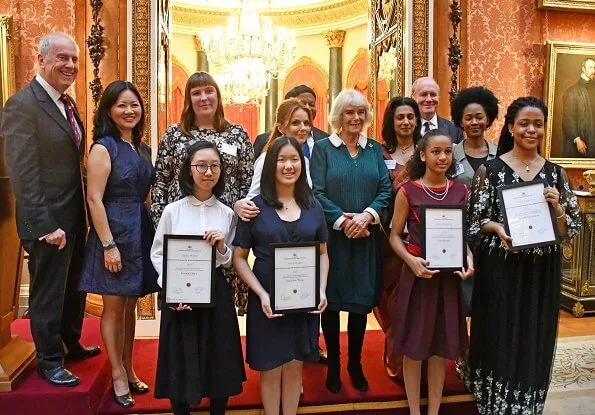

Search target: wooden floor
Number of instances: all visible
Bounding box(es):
[558,308,595,337]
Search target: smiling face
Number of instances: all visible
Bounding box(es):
[189,148,222,193]
[461,102,488,140]
[420,134,453,175]
[509,106,545,152]
[412,79,440,120]
[393,104,418,140]
[279,108,311,145]
[108,89,142,136]
[190,84,218,122]
[340,105,367,136]
[275,143,302,186]
[38,35,79,93]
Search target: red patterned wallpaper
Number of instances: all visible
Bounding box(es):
[1,1,76,92]
[466,0,595,190]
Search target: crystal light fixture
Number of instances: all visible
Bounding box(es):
[201,0,296,105]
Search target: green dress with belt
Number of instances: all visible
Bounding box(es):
[310,134,391,313]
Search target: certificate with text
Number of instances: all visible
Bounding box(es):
[270,242,320,314]
[498,179,559,251]
[421,205,466,272]
[163,234,215,307]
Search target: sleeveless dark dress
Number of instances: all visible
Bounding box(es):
[233,195,328,371]
[392,180,469,361]
[79,136,159,297]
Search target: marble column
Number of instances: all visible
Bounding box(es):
[325,30,345,110]
[194,35,209,72]
[265,77,278,132]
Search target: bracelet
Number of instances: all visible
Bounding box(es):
[556,212,565,219]
[101,238,116,250]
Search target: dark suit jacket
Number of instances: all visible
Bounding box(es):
[563,78,595,158]
[1,78,86,240]
[437,116,464,144]
[252,126,329,158]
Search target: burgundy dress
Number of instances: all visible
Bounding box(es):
[392,180,468,361]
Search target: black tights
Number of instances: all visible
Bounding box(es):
[170,397,228,415]
[321,309,367,365]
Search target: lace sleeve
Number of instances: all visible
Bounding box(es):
[557,167,581,240]
[467,164,495,240]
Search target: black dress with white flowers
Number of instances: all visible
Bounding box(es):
[150,123,254,314]
[463,157,580,415]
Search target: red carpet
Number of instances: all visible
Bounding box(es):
[2,319,477,414]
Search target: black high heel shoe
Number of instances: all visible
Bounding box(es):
[128,379,150,394]
[113,388,135,408]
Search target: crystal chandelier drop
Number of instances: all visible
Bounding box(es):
[201,1,296,105]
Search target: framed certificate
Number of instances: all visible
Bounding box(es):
[163,234,215,308]
[498,179,560,251]
[270,242,320,314]
[421,205,466,272]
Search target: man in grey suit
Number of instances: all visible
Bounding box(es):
[412,77,463,143]
[1,32,100,387]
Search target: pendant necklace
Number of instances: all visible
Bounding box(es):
[420,178,450,201]
[398,144,413,154]
[515,154,541,172]
[282,199,295,210]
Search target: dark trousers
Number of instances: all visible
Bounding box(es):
[22,230,87,369]
[321,310,367,365]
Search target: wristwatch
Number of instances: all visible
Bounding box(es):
[102,238,117,250]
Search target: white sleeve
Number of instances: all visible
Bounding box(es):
[151,206,172,287]
[215,212,237,268]
[245,153,265,200]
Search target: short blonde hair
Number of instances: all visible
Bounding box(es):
[328,89,373,132]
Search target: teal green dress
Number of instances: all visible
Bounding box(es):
[310,135,391,313]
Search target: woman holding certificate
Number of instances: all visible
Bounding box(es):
[233,136,329,415]
[464,97,581,414]
[310,89,392,393]
[389,129,473,415]
[151,142,245,415]
[79,81,158,408]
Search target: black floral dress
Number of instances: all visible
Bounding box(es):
[150,123,254,313]
[463,158,580,414]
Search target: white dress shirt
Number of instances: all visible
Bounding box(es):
[421,113,439,134]
[245,152,312,200]
[151,195,237,287]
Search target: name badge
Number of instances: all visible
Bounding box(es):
[384,160,397,170]
[453,163,465,177]
[221,143,238,157]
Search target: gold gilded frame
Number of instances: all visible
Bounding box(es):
[0,15,15,107]
[543,41,595,169]
[538,0,595,13]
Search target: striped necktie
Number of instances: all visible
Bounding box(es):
[59,94,81,149]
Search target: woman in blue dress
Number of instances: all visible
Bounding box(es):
[233,136,329,415]
[79,81,159,408]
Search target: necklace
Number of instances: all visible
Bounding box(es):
[514,154,541,172]
[420,178,450,201]
[398,144,414,154]
[281,198,296,210]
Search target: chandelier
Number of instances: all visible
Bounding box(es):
[201,1,296,105]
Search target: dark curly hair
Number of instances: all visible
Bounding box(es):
[450,86,499,129]
[406,129,457,180]
[497,96,548,156]
[178,141,226,197]
[382,96,422,153]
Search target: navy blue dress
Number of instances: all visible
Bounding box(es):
[233,195,328,371]
[80,136,159,297]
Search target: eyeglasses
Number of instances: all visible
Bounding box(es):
[191,164,221,174]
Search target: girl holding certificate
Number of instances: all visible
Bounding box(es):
[389,129,474,415]
[151,142,245,415]
[464,97,581,414]
[233,136,329,415]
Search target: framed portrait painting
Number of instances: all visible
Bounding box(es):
[543,41,595,169]
[538,1,595,13]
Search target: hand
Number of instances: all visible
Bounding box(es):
[455,253,475,281]
[343,212,372,238]
[575,138,588,156]
[310,291,328,314]
[493,223,513,250]
[259,292,282,319]
[407,256,440,279]
[234,199,260,222]
[169,303,192,311]
[205,230,225,254]
[104,245,122,273]
[543,186,561,212]
[45,228,66,250]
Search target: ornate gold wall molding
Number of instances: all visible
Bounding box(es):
[193,34,203,52]
[0,15,15,107]
[324,30,346,48]
[344,47,368,87]
[132,0,151,144]
[412,0,429,80]
[282,56,330,88]
[172,54,191,77]
[87,0,106,109]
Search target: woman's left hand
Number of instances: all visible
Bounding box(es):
[205,230,226,254]
[544,186,562,212]
[455,253,475,281]
[343,212,373,238]
[311,291,328,314]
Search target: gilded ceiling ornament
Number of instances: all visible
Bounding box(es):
[324,30,346,48]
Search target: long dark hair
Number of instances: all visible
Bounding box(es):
[406,129,457,180]
[93,80,145,146]
[382,96,422,153]
[178,141,226,197]
[260,136,314,210]
[179,72,230,135]
[497,96,548,156]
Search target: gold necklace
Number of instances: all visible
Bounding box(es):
[514,154,541,172]
[398,144,414,154]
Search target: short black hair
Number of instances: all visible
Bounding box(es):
[450,86,499,129]
[178,141,226,197]
[260,136,314,210]
[93,80,145,147]
[285,85,317,100]
[382,96,422,153]
[497,96,548,156]
[406,128,457,180]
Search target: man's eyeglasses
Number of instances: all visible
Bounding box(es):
[191,164,221,174]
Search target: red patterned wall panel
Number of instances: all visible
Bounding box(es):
[170,62,188,124]
[225,104,259,143]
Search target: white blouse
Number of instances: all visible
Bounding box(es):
[245,151,312,200]
[151,195,237,287]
